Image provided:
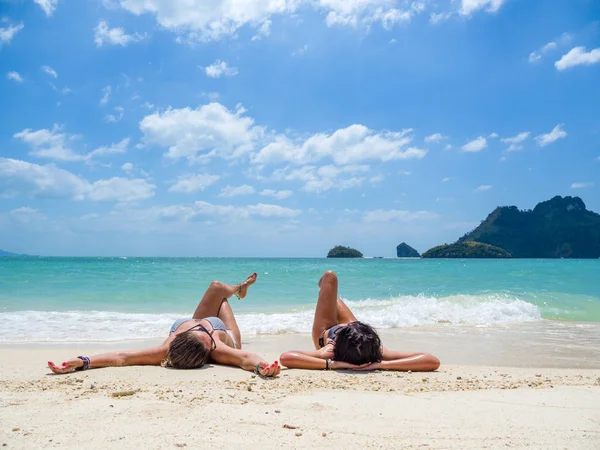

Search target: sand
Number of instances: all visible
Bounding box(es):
[1,328,600,449]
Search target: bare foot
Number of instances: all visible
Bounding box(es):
[237,272,257,299]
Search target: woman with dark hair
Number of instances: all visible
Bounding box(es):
[48,273,280,377]
[279,270,440,371]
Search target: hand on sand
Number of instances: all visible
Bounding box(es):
[237,272,258,299]
[48,359,83,374]
[257,360,280,377]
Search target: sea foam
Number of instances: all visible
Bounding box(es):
[0,294,541,343]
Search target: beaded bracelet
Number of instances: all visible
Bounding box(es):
[75,356,90,371]
[254,363,262,374]
[325,358,332,370]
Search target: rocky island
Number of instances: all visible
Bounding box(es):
[396,242,420,258]
[327,246,363,258]
[423,196,600,258]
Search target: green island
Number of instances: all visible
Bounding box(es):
[422,242,511,258]
[327,245,364,258]
[397,242,420,258]
[423,196,600,258]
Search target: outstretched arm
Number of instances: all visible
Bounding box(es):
[279,348,368,370]
[48,344,169,374]
[355,348,440,372]
[211,346,280,377]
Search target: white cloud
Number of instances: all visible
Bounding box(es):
[105,106,124,123]
[100,86,111,105]
[169,174,220,193]
[7,71,23,82]
[541,41,557,53]
[528,52,541,63]
[555,47,600,71]
[94,20,145,47]
[219,185,256,197]
[488,132,498,139]
[459,0,505,16]
[501,131,530,151]
[424,133,446,143]
[363,209,439,222]
[204,60,238,78]
[535,124,567,147]
[33,0,59,16]
[441,177,450,182]
[115,0,425,42]
[88,177,155,202]
[194,201,301,220]
[254,125,424,165]
[272,164,369,193]
[571,182,594,189]
[117,0,298,42]
[430,12,452,24]
[140,103,263,163]
[252,19,271,41]
[260,189,293,200]
[14,125,129,163]
[444,144,452,151]
[86,138,130,161]
[62,87,72,94]
[0,157,88,200]
[461,136,487,152]
[142,102,155,109]
[475,185,492,192]
[41,65,57,78]
[14,125,83,162]
[9,206,46,224]
[0,23,24,45]
[121,162,134,173]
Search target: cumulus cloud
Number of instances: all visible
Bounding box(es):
[571,182,594,189]
[0,23,24,45]
[555,47,600,71]
[168,174,220,193]
[219,185,256,197]
[115,0,426,42]
[363,209,439,222]
[94,20,145,47]
[7,71,23,82]
[461,136,487,152]
[0,157,88,200]
[193,201,301,220]
[271,164,370,193]
[501,131,530,151]
[139,103,263,163]
[459,0,505,16]
[424,133,446,143]
[535,124,567,147]
[14,125,129,163]
[260,189,292,200]
[88,177,155,202]
[475,185,492,192]
[33,0,59,16]
[254,125,425,165]
[41,65,58,78]
[204,60,239,78]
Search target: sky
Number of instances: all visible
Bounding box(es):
[0,0,599,257]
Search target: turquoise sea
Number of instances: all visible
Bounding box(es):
[1,257,599,343]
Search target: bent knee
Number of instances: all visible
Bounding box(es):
[208,281,224,290]
[320,270,338,283]
[427,354,441,371]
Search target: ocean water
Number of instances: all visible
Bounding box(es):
[1,257,599,343]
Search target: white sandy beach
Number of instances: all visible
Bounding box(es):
[1,328,600,449]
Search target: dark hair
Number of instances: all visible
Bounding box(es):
[162,331,211,369]
[333,321,382,365]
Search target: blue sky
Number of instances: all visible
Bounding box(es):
[0,0,599,257]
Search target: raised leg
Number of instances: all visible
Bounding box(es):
[192,273,257,320]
